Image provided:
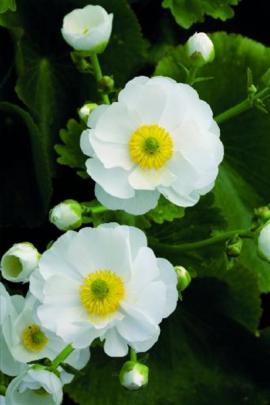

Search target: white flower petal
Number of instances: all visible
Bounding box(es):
[157,258,178,318]
[80,129,94,157]
[129,166,175,190]
[103,329,129,357]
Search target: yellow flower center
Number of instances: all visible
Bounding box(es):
[129,124,173,170]
[21,324,48,352]
[80,270,125,317]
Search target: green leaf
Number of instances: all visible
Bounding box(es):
[0,102,52,226]
[0,0,16,14]
[147,195,185,224]
[55,118,87,177]
[65,281,267,405]
[162,0,240,29]
[155,33,270,292]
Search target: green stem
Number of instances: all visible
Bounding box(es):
[130,348,137,362]
[151,229,252,254]
[0,385,6,395]
[50,344,74,372]
[186,66,198,85]
[90,54,110,105]
[215,88,270,124]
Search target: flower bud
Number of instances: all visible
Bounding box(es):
[226,236,243,258]
[1,243,40,283]
[49,200,83,231]
[78,103,98,123]
[186,32,215,65]
[254,205,270,222]
[61,5,113,54]
[119,361,149,391]
[98,75,115,93]
[175,266,191,292]
[258,222,270,262]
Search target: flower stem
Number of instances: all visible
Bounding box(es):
[151,228,253,254]
[0,385,6,395]
[130,348,137,362]
[214,88,270,124]
[50,344,74,371]
[90,54,110,105]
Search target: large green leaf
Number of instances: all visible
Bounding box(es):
[0,0,16,14]
[155,33,270,292]
[66,279,267,405]
[162,0,240,29]
[0,102,52,226]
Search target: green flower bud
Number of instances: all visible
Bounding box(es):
[49,200,83,231]
[78,102,98,123]
[226,236,243,257]
[119,361,149,391]
[175,266,191,292]
[98,75,115,93]
[254,205,270,222]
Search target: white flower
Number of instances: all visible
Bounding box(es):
[119,361,149,390]
[61,5,113,53]
[0,283,27,377]
[49,200,83,231]
[1,243,40,283]
[1,292,90,369]
[80,76,224,215]
[0,396,5,405]
[5,367,63,405]
[258,222,270,262]
[30,224,178,356]
[186,32,215,63]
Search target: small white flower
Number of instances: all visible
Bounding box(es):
[5,367,63,405]
[49,200,83,231]
[186,32,215,63]
[61,5,113,53]
[80,76,224,215]
[119,361,149,390]
[1,243,40,283]
[258,222,270,262]
[30,224,178,356]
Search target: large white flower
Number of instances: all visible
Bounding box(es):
[80,76,224,214]
[5,368,63,405]
[30,224,178,356]
[61,5,113,53]
[258,222,270,262]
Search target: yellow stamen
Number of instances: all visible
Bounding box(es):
[80,270,125,317]
[21,324,48,353]
[129,124,173,170]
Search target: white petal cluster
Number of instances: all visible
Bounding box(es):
[61,5,113,53]
[0,284,90,380]
[80,76,224,214]
[5,367,63,405]
[258,222,270,261]
[30,224,178,356]
[186,32,215,63]
[119,361,149,390]
[49,200,83,231]
[1,243,40,283]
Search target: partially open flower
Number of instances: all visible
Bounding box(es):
[49,200,83,231]
[61,5,113,53]
[119,360,149,390]
[1,243,40,283]
[30,223,178,355]
[80,76,223,214]
[258,222,270,262]
[186,32,215,64]
[5,367,63,405]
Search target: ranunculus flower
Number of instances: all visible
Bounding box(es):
[258,222,270,262]
[80,76,224,215]
[1,243,40,283]
[186,32,215,63]
[61,5,113,53]
[30,224,178,356]
[5,368,63,405]
[49,200,83,231]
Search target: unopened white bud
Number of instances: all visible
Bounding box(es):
[78,103,98,123]
[186,32,215,64]
[175,266,191,292]
[258,222,270,262]
[1,243,40,283]
[61,5,113,54]
[119,361,149,391]
[49,200,82,231]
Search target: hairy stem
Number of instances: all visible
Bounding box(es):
[90,54,110,105]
